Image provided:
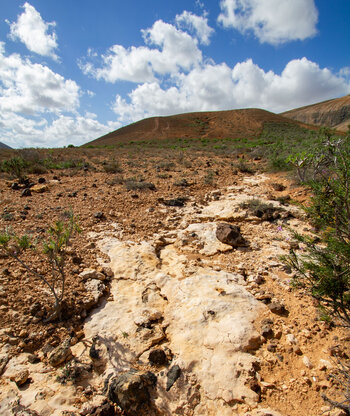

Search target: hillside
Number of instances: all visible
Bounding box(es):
[86,108,302,146]
[282,94,350,132]
[0,142,11,149]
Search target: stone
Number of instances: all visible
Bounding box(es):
[162,197,186,207]
[216,223,246,247]
[108,371,157,416]
[31,184,48,193]
[21,188,31,197]
[48,338,72,367]
[268,302,289,316]
[9,369,29,386]
[148,349,168,366]
[286,334,298,345]
[84,279,106,303]
[0,354,9,375]
[302,356,313,369]
[261,319,274,339]
[166,365,181,391]
[79,268,105,281]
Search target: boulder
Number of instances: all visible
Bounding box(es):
[48,338,72,367]
[216,223,246,247]
[108,371,157,416]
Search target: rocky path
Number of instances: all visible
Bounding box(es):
[0,173,346,416]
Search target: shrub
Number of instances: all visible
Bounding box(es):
[103,159,123,173]
[1,157,28,180]
[283,133,350,327]
[124,179,156,191]
[0,213,80,322]
[282,131,350,413]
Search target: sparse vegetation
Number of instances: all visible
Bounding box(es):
[282,131,350,413]
[0,212,80,322]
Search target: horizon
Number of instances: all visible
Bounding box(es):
[0,0,349,148]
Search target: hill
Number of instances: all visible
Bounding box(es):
[282,94,350,132]
[0,141,11,149]
[86,108,303,146]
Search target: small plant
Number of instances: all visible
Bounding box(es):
[235,158,254,174]
[239,198,280,220]
[203,169,216,185]
[0,212,80,322]
[1,157,28,181]
[103,159,123,174]
[124,179,155,191]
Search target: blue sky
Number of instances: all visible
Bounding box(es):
[0,0,349,148]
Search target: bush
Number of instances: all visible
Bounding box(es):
[0,213,80,321]
[103,159,123,173]
[283,133,350,327]
[282,131,350,413]
[1,157,28,180]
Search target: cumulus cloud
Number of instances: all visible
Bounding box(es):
[218,0,318,44]
[7,2,59,60]
[112,58,350,123]
[175,11,214,45]
[0,111,120,148]
[0,42,79,115]
[80,18,203,83]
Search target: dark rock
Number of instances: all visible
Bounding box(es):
[68,191,77,197]
[267,342,278,352]
[0,354,9,376]
[27,354,40,364]
[216,223,246,247]
[38,177,46,184]
[108,370,156,416]
[48,338,72,367]
[271,183,286,192]
[72,255,82,265]
[268,302,289,316]
[162,197,186,207]
[90,402,115,416]
[89,337,100,360]
[261,318,274,338]
[11,182,19,190]
[166,365,181,391]
[94,212,105,220]
[149,349,168,366]
[21,188,31,197]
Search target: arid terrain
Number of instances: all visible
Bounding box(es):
[0,108,349,416]
[282,94,350,132]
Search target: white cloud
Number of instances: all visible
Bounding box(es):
[0,111,120,148]
[7,2,59,60]
[218,0,318,44]
[112,58,350,123]
[81,19,202,83]
[175,11,214,45]
[0,42,79,115]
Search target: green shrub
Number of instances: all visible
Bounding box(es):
[0,213,80,321]
[103,159,123,173]
[1,157,28,180]
[283,132,350,327]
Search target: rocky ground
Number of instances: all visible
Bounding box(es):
[0,150,349,416]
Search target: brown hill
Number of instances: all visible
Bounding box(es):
[282,95,350,132]
[86,108,302,146]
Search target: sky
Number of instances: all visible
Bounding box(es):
[0,0,349,148]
